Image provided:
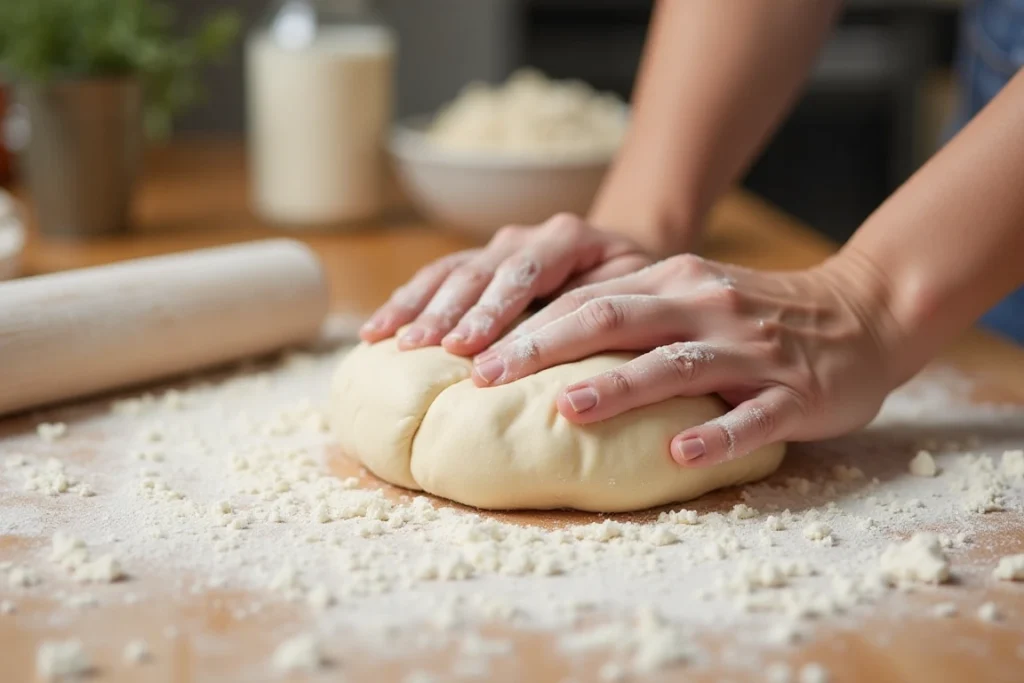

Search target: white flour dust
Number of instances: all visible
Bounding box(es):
[1,316,1024,681]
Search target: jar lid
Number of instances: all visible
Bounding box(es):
[270,0,373,50]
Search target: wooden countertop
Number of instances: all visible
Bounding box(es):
[4,140,1024,682]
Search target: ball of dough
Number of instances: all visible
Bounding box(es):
[331,336,785,512]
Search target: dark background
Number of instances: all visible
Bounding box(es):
[173,0,963,244]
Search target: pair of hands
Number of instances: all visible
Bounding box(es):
[360,214,901,468]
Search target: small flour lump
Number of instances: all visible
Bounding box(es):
[331,335,785,512]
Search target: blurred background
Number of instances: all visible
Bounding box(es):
[170,0,962,243]
[0,0,964,244]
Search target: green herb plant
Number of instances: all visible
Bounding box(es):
[0,0,240,137]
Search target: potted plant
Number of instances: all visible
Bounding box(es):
[0,0,239,237]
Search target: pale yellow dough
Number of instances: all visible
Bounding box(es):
[331,336,785,512]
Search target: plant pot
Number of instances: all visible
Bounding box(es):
[13,78,142,238]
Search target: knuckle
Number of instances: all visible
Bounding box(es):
[658,344,701,383]
[579,297,627,333]
[547,212,581,229]
[430,250,473,276]
[501,255,542,289]
[509,335,541,365]
[450,264,492,288]
[665,253,707,278]
[748,404,776,438]
[601,368,634,395]
[493,225,524,245]
[545,212,586,238]
[703,283,742,312]
[557,289,592,313]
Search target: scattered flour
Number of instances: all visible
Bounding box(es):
[993,554,1024,581]
[879,533,951,585]
[799,662,830,683]
[977,601,1003,623]
[272,633,326,673]
[0,324,1022,679]
[36,422,68,443]
[123,638,151,665]
[36,640,91,680]
[909,450,939,477]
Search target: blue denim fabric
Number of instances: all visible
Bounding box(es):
[950,1,1024,343]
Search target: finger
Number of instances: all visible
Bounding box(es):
[561,253,653,291]
[669,387,799,467]
[360,253,471,342]
[441,229,611,356]
[471,295,685,386]
[397,247,518,350]
[487,268,653,357]
[555,342,746,424]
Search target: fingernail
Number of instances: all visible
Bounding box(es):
[673,437,706,464]
[475,358,505,384]
[565,387,598,413]
[401,327,425,345]
[361,318,380,333]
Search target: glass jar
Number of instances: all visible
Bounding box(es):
[246,0,395,229]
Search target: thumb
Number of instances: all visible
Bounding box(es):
[670,388,797,467]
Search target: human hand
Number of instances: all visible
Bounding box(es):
[470,252,910,467]
[359,213,653,356]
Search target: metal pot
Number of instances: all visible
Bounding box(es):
[10,78,142,238]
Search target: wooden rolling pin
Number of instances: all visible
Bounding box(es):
[0,239,330,417]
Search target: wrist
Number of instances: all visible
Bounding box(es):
[814,245,927,387]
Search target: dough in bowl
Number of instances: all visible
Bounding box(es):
[331,335,785,512]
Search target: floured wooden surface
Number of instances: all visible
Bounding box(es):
[2,316,1024,682]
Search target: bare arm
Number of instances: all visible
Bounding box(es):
[469,70,1024,466]
[830,68,1024,383]
[590,0,842,256]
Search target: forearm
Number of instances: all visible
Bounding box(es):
[830,70,1024,381]
[590,0,841,256]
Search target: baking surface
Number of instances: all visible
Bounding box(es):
[1,316,1023,682]
[3,141,1024,682]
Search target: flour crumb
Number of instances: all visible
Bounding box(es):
[37,422,68,442]
[1001,450,1024,478]
[799,662,830,683]
[730,503,758,520]
[766,662,793,683]
[8,566,42,588]
[0,600,15,615]
[306,584,336,611]
[598,662,626,682]
[36,639,91,680]
[909,450,939,477]
[931,602,958,618]
[272,633,327,673]
[802,522,832,542]
[977,602,1002,622]
[123,639,151,665]
[993,555,1024,581]
[880,533,951,585]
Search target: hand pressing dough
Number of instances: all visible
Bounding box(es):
[331,335,785,512]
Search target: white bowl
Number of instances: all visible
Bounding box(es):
[388,116,615,240]
[0,190,24,281]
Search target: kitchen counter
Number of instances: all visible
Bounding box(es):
[3,139,1023,682]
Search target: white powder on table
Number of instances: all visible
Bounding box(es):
[36,639,91,680]
[0,319,1022,679]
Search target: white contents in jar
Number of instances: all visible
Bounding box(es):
[247,20,394,227]
[426,69,627,160]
